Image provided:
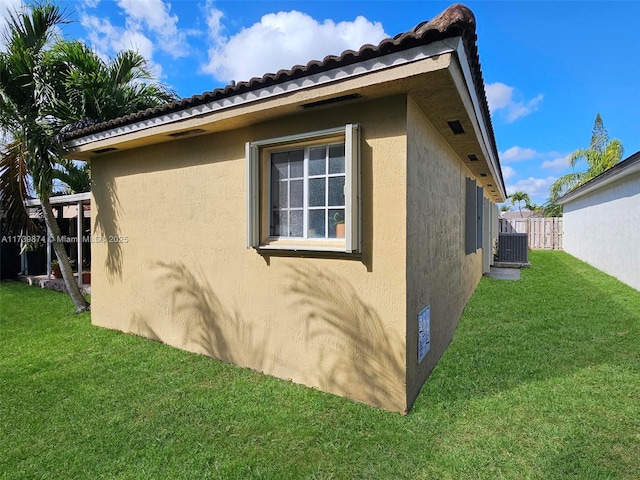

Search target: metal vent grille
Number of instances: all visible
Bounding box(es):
[498,233,529,263]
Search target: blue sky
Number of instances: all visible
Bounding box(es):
[2,0,638,206]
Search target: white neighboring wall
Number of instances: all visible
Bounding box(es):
[562,166,640,291]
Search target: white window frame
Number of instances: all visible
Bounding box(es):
[246,124,360,253]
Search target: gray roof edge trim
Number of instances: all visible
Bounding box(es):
[67,41,457,149]
[449,37,506,200]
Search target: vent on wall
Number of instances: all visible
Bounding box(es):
[168,128,206,138]
[94,147,118,154]
[301,94,361,109]
[498,233,529,263]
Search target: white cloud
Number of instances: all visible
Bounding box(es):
[486,82,513,111]
[206,6,225,45]
[82,0,101,7]
[541,154,571,172]
[502,165,517,182]
[116,0,186,58]
[506,176,556,202]
[486,82,543,122]
[80,0,188,79]
[203,10,388,83]
[0,0,24,49]
[500,146,537,162]
[81,14,161,76]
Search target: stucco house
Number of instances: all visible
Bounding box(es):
[63,4,506,413]
[556,151,640,291]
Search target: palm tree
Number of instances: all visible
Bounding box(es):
[509,191,531,217]
[52,159,91,195]
[549,113,624,200]
[0,3,175,312]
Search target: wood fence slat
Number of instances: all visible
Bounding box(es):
[498,217,563,250]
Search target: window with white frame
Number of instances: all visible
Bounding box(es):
[246,124,360,253]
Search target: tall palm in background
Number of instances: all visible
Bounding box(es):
[549,114,624,200]
[0,3,175,312]
[509,191,531,217]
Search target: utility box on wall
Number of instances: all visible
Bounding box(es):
[498,233,529,263]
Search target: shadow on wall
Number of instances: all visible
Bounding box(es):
[92,177,123,283]
[149,261,268,371]
[286,265,405,412]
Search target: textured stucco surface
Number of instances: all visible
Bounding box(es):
[563,170,640,291]
[404,97,483,408]
[91,96,410,412]
[90,92,496,413]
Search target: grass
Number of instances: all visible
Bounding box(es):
[1,250,639,479]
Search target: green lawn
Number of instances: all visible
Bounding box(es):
[1,251,638,479]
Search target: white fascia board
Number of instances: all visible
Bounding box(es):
[25,192,91,207]
[555,160,640,205]
[67,41,457,149]
[445,37,506,201]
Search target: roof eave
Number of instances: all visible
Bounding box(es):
[65,41,459,156]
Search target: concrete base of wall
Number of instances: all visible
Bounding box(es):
[492,261,530,268]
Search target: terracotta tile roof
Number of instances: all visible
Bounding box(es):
[63,3,493,149]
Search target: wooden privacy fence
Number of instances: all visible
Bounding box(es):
[499,217,563,250]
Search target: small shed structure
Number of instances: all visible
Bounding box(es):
[63,4,506,412]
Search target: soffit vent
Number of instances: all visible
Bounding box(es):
[447,120,465,135]
[94,147,118,154]
[301,94,362,109]
[168,128,206,138]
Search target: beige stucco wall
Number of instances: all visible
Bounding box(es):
[404,97,483,408]
[91,96,410,412]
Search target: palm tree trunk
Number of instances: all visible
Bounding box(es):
[40,195,90,313]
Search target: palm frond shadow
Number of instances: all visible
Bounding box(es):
[153,261,268,371]
[287,265,405,411]
[92,177,122,283]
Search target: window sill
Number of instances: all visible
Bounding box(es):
[256,241,347,253]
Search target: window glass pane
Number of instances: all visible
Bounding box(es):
[290,180,303,208]
[289,149,304,178]
[290,210,303,237]
[309,178,326,207]
[309,146,326,176]
[308,209,326,238]
[270,181,287,209]
[271,154,289,179]
[329,144,345,174]
[329,209,345,239]
[328,176,345,206]
[271,210,287,237]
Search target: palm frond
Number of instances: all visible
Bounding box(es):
[52,158,91,194]
[550,114,625,200]
[0,140,39,234]
[549,172,586,200]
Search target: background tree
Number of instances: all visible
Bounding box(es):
[549,113,624,200]
[509,191,531,217]
[542,200,563,217]
[525,202,543,215]
[0,3,175,312]
[52,159,91,195]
